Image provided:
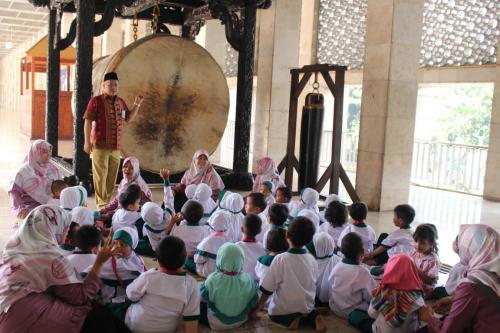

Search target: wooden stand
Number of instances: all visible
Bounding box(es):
[277,64,360,201]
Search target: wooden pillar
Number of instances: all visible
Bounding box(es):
[73,0,95,181]
[46,8,61,156]
[232,3,256,188]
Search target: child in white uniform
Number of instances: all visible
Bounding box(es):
[252,217,327,331]
[329,232,376,319]
[169,200,209,274]
[319,200,348,249]
[111,184,142,231]
[216,192,245,243]
[195,212,230,277]
[261,203,288,247]
[245,193,268,243]
[275,186,295,213]
[125,236,200,333]
[255,228,289,284]
[193,183,217,224]
[289,187,321,224]
[200,243,259,330]
[308,232,341,305]
[237,214,267,281]
[47,179,68,206]
[60,185,87,210]
[185,184,197,200]
[338,202,376,254]
[365,254,425,333]
[364,204,415,266]
[259,181,276,207]
[67,225,102,275]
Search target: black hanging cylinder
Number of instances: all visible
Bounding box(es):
[299,92,324,190]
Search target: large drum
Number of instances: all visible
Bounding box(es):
[92,34,229,173]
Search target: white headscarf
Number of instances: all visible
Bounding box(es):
[0,205,79,313]
[60,186,87,210]
[141,202,165,229]
[298,209,320,230]
[194,183,217,214]
[221,193,245,242]
[185,184,198,200]
[209,211,231,233]
[313,232,341,303]
[71,207,94,226]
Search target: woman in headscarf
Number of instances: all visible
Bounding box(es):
[173,150,225,211]
[199,243,259,330]
[8,140,61,219]
[0,205,127,333]
[252,157,285,194]
[100,156,152,217]
[420,224,500,333]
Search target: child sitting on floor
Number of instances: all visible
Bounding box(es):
[60,185,88,210]
[319,200,348,249]
[170,200,209,274]
[220,192,245,243]
[275,186,294,211]
[67,225,102,274]
[252,216,327,331]
[245,192,268,243]
[289,188,321,223]
[193,183,217,224]
[47,179,68,206]
[200,243,259,330]
[410,223,440,298]
[93,226,145,303]
[260,181,276,207]
[111,184,142,232]
[255,228,289,284]
[338,202,376,254]
[195,212,231,277]
[237,214,267,281]
[329,232,376,319]
[364,204,416,266]
[310,232,341,305]
[185,184,198,200]
[124,236,200,333]
[261,203,289,247]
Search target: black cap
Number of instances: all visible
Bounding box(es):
[104,72,118,81]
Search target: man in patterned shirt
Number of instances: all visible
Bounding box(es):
[83,72,144,208]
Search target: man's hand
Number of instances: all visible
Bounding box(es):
[84,141,93,155]
[134,94,144,106]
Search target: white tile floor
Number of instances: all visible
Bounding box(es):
[1,110,500,332]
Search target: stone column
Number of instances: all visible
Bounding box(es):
[102,18,122,56]
[483,38,500,201]
[356,0,424,211]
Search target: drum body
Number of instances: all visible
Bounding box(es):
[91,34,230,173]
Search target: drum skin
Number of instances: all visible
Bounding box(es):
[92,34,230,173]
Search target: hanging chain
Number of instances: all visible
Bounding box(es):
[132,12,139,41]
[151,0,160,33]
[312,72,320,93]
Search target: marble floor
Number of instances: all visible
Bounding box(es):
[1,110,500,332]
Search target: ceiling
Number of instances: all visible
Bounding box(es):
[0,0,48,57]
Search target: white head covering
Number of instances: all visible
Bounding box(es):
[71,207,94,226]
[0,205,79,313]
[194,183,217,214]
[301,188,320,212]
[209,211,231,232]
[225,193,244,214]
[313,232,341,303]
[113,226,139,249]
[141,202,164,228]
[60,186,87,210]
[185,184,198,200]
[298,209,320,229]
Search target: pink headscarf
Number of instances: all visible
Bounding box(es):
[118,157,152,199]
[457,224,499,296]
[252,157,284,193]
[11,140,61,204]
[181,150,224,191]
[0,205,80,313]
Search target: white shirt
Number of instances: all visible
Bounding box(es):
[319,223,347,247]
[368,296,424,333]
[194,234,228,277]
[381,228,415,257]
[67,252,96,275]
[225,213,245,243]
[328,260,377,318]
[338,223,377,253]
[260,249,318,316]
[316,254,341,303]
[236,240,267,281]
[125,269,200,333]
[112,208,141,230]
[47,198,60,206]
[264,194,276,207]
[171,221,209,256]
[255,254,275,284]
[255,212,270,244]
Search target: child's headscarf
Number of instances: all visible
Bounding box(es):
[60,186,87,210]
[252,157,284,194]
[224,193,244,214]
[141,202,164,229]
[71,207,94,226]
[370,254,423,328]
[113,226,139,249]
[312,232,340,302]
[118,157,153,199]
[298,209,320,229]
[181,150,225,191]
[185,184,198,200]
[209,211,231,233]
[0,205,79,313]
[457,224,499,296]
[194,183,217,214]
[201,243,258,322]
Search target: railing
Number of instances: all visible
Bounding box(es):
[411,140,487,194]
[320,131,358,172]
